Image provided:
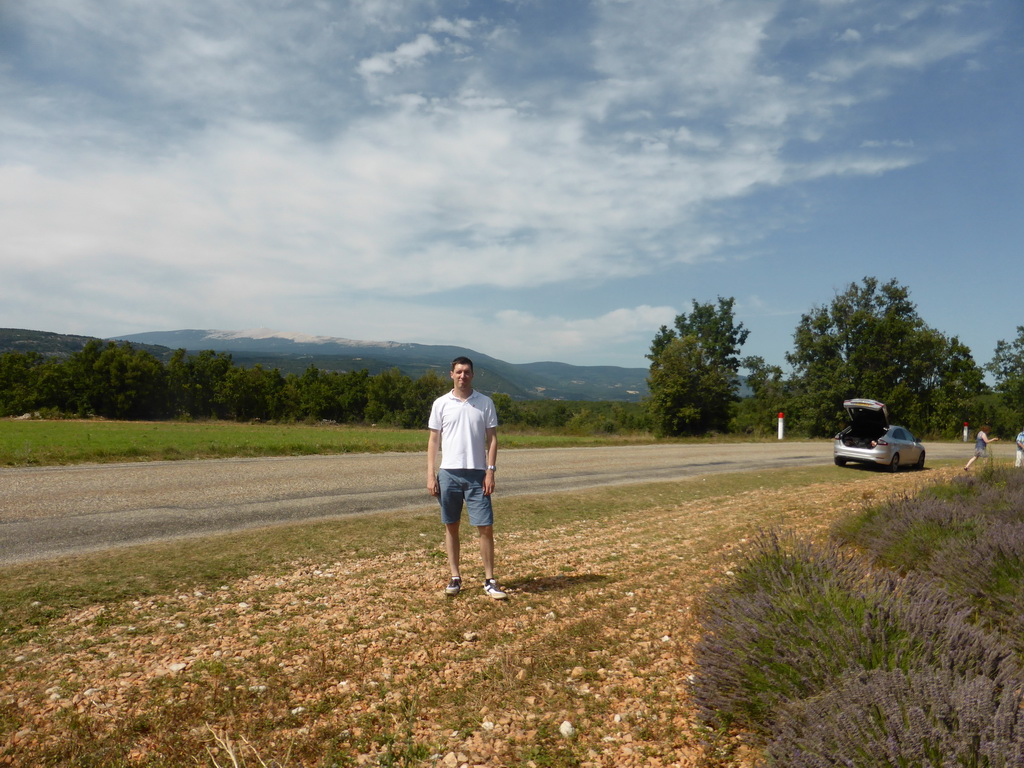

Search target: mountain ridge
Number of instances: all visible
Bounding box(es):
[1,328,649,402]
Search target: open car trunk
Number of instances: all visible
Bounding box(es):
[837,399,889,448]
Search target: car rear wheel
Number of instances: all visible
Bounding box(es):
[834,457,847,467]
[889,453,900,473]
[915,451,926,470]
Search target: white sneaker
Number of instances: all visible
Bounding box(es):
[445,577,462,596]
[483,578,507,600]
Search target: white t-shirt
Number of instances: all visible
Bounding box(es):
[428,390,498,470]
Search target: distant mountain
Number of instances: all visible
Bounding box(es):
[0,328,649,401]
[0,328,99,357]
[110,329,649,401]
[0,328,171,361]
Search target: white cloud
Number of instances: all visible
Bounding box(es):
[358,33,442,77]
[429,16,476,38]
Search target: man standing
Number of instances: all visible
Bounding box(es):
[427,356,507,599]
[1016,426,1024,468]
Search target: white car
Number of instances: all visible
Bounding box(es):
[833,398,925,471]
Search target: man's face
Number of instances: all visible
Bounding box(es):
[451,363,474,389]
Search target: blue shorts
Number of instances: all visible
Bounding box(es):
[437,469,493,527]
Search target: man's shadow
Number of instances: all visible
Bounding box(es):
[506,573,609,594]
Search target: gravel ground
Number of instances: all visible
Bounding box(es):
[0,464,958,767]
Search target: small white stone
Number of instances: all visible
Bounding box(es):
[482,720,495,730]
[559,720,576,738]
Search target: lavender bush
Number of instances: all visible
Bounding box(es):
[690,468,1024,764]
[690,532,1019,737]
[925,521,1024,642]
[765,666,1024,768]
[835,467,1024,652]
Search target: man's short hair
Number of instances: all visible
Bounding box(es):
[451,356,474,371]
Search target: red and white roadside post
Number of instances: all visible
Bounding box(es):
[778,412,785,440]
[963,422,970,442]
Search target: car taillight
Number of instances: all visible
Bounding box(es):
[876,439,889,445]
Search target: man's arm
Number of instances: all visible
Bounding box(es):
[427,428,440,496]
[483,427,497,496]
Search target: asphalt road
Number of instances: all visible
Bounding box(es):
[0,441,973,565]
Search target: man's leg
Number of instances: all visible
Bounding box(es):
[477,525,495,580]
[445,521,462,577]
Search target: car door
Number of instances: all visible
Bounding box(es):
[893,428,920,464]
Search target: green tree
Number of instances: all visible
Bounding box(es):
[294,365,336,421]
[91,343,168,419]
[61,339,107,416]
[646,297,749,436]
[221,365,285,421]
[786,277,983,437]
[647,336,737,436]
[167,349,234,419]
[402,370,449,428]
[988,326,1024,421]
[731,355,790,436]
[490,392,521,426]
[365,368,413,426]
[0,352,45,416]
[333,370,370,423]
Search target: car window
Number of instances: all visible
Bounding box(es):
[892,428,908,441]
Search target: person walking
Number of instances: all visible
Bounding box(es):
[1015,427,1024,468]
[427,356,507,599]
[965,425,999,471]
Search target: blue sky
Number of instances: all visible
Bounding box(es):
[1,0,1021,371]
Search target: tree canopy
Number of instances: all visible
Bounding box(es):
[784,277,982,436]
[646,297,748,436]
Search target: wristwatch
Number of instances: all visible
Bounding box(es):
[486,465,496,472]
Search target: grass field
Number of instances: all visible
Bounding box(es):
[0,419,660,467]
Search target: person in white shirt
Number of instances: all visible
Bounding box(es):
[1015,428,1024,468]
[427,357,506,599]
